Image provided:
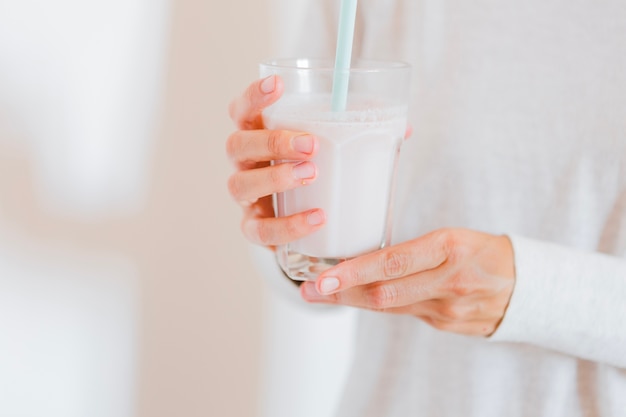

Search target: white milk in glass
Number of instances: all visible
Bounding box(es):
[264,94,406,279]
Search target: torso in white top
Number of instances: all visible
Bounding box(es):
[277,1,626,416]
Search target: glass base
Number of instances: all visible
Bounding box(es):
[277,249,347,281]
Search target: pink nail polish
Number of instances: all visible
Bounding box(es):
[292,135,315,154]
[319,277,340,294]
[293,162,316,180]
[260,75,276,94]
[307,210,325,226]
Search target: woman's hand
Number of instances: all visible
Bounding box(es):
[226,75,326,248]
[301,228,516,336]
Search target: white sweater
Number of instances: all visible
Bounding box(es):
[264,1,626,416]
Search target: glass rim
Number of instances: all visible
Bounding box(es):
[259,58,411,73]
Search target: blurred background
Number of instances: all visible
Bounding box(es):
[0,0,355,416]
[0,0,265,416]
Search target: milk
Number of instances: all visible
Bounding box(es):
[264,94,406,260]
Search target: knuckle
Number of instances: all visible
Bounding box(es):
[444,271,472,297]
[435,228,457,256]
[431,319,454,332]
[267,130,291,159]
[437,228,470,262]
[438,302,466,322]
[421,314,458,332]
[254,220,275,245]
[382,251,409,278]
[283,216,301,239]
[227,174,243,200]
[229,87,258,129]
[244,83,257,107]
[366,284,398,309]
[268,165,286,188]
[422,316,446,331]
[254,216,301,246]
[225,131,240,160]
[429,319,445,330]
[240,216,259,244]
[233,93,256,127]
[267,130,284,155]
[350,267,367,287]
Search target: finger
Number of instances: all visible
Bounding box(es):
[228,161,317,205]
[228,75,284,130]
[300,282,331,303]
[226,129,318,166]
[300,281,483,319]
[315,229,452,295]
[314,260,509,312]
[355,272,443,309]
[242,208,326,246]
[302,268,442,309]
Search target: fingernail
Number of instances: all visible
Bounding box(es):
[260,75,276,94]
[293,162,315,180]
[292,135,315,154]
[319,277,340,294]
[306,210,324,226]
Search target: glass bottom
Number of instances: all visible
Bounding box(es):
[277,249,347,281]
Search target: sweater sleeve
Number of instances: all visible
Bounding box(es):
[489,234,626,368]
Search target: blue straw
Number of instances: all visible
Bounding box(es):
[331,0,358,112]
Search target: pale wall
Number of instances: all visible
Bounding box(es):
[0,0,270,416]
[136,1,270,416]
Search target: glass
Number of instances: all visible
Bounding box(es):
[260,58,411,281]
